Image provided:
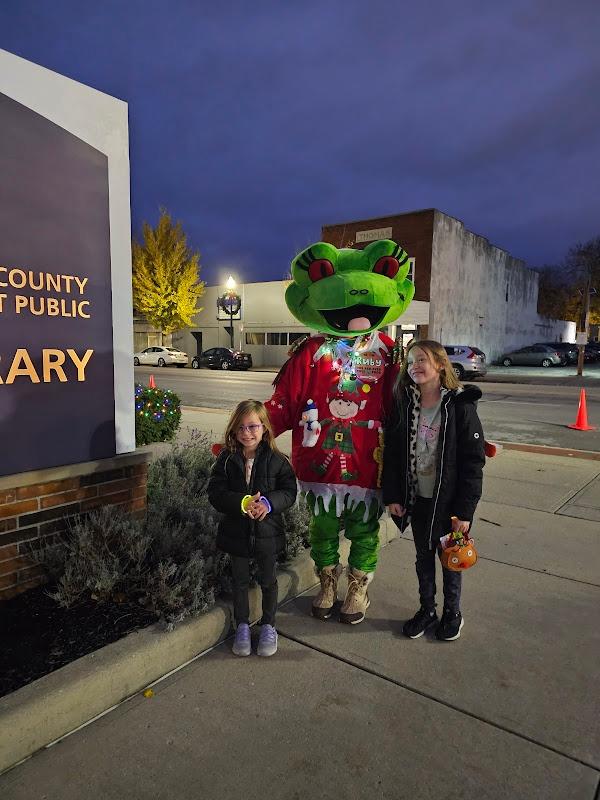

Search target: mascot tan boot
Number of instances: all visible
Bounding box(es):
[312,563,342,620]
[339,567,373,624]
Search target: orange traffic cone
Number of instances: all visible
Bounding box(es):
[149,374,156,389]
[567,389,596,431]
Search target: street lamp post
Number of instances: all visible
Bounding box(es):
[217,275,241,350]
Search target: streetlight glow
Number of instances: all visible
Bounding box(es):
[218,275,241,350]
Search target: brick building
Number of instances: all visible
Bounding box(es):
[176,208,574,367]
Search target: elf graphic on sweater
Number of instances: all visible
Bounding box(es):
[267,239,414,624]
[314,389,380,481]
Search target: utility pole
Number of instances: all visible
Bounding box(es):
[576,272,592,377]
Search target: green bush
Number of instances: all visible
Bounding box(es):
[281,494,311,562]
[34,433,310,629]
[135,383,181,445]
[47,507,152,607]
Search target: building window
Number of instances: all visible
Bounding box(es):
[289,332,309,344]
[245,332,265,345]
[267,333,288,345]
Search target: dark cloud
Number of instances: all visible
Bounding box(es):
[1,0,599,283]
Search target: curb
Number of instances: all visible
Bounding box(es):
[0,519,397,774]
[496,441,600,461]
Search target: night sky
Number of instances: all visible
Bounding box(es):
[1,1,599,287]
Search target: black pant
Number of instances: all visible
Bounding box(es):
[410,497,462,613]
[230,551,278,626]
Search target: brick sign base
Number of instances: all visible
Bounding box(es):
[0,451,149,600]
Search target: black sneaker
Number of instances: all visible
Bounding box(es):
[402,607,438,639]
[435,609,464,641]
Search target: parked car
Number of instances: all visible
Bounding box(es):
[500,344,562,367]
[133,346,188,367]
[443,345,487,380]
[584,344,600,362]
[191,347,252,371]
[535,342,577,365]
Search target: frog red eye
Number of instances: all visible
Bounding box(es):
[308,259,335,282]
[373,256,400,278]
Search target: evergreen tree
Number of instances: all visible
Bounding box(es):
[132,210,205,334]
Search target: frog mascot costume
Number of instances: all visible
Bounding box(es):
[266,239,414,623]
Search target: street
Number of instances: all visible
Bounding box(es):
[135,365,600,452]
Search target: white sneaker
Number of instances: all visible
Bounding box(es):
[257,624,278,657]
[232,623,251,656]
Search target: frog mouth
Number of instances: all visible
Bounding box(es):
[320,304,388,332]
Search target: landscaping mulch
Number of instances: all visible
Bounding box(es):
[0,586,157,699]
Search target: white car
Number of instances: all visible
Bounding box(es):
[133,346,188,368]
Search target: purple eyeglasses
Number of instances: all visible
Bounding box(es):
[237,423,263,434]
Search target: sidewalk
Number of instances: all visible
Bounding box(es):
[1,447,599,797]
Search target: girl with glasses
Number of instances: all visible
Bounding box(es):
[208,400,297,656]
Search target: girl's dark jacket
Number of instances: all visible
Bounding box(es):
[382,384,486,545]
[207,442,298,558]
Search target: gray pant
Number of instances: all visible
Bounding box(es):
[230,552,278,626]
[410,497,462,613]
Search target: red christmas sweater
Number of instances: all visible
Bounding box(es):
[266,332,399,515]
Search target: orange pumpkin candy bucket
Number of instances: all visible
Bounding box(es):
[440,530,478,572]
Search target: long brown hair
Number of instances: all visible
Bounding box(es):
[224,399,280,454]
[397,339,461,392]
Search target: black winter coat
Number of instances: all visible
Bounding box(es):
[207,443,298,558]
[382,385,485,545]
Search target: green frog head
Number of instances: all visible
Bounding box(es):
[285,240,414,337]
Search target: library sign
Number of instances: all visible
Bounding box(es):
[0,51,135,477]
[0,267,95,386]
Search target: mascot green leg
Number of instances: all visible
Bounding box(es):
[306,492,381,623]
[343,499,381,573]
[306,492,381,571]
[338,499,381,624]
[306,492,342,569]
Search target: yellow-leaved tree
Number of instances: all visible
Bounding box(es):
[132,210,205,334]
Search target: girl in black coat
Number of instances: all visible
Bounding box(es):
[382,340,485,642]
[208,400,297,657]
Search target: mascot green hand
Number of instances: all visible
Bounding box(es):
[267,239,414,625]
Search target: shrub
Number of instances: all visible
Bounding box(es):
[34,433,310,628]
[46,507,152,607]
[135,383,181,446]
[281,493,311,562]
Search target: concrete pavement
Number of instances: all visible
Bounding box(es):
[1,435,599,797]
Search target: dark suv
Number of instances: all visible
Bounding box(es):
[535,342,577,365]
[191,347,252,371]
